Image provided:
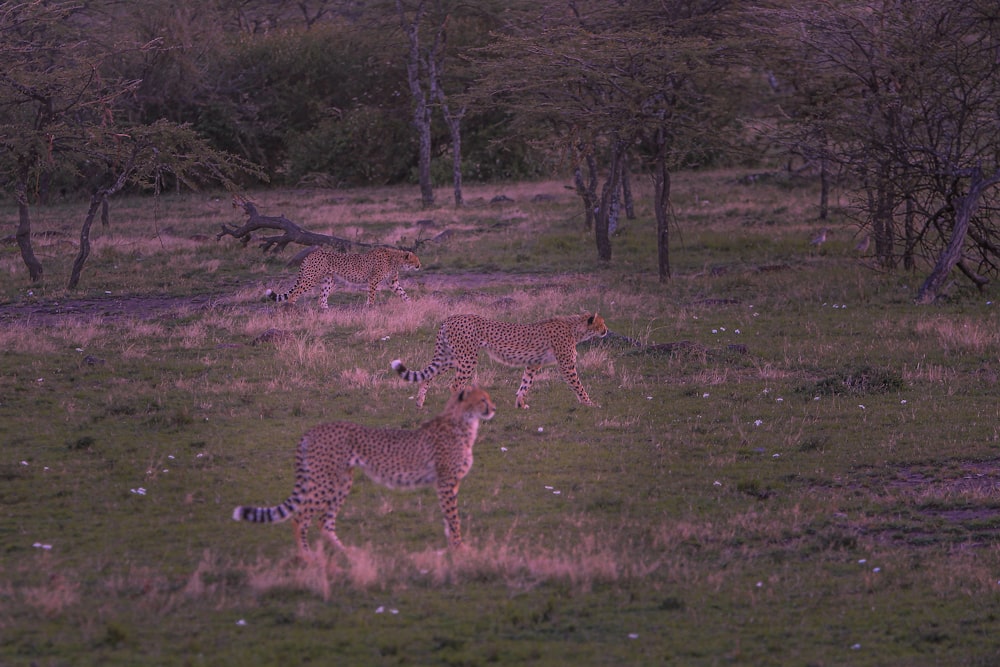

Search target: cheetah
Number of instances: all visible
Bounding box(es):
[265,246,420,309]
[391,312,608,409]
[232,387,495,554]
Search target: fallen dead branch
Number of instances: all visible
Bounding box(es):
[217,196,354,254]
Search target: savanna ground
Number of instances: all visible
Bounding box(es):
[1,170,998,666]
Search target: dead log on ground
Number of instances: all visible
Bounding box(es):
[216,196,354,254]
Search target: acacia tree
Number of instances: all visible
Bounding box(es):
[0,0,263,289]
[472,1,743,279]
[757,0,1000,302]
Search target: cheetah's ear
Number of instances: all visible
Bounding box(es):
[457,388,467,401]
[588,311,598,324]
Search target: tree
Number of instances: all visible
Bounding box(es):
[756,0,1000,302]
[0,0,263,288]
[472,1,744,278]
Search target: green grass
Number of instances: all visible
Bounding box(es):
[1,171,999,665]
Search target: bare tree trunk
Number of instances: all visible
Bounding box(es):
[68,153,135,289]
[868,168,896,269]
[14,179,44,282]
[595,140,624,262]
[916,167,1000,304]
[819,157,829,220]
[903,196,915,270]
[654,156,671,282]
[427,16,465,208]
[573,166,593,229]
[398,0,434,208]
[621,151,635,220]
[69,194,103,290]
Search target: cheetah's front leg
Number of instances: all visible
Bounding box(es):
[388,276,411,302]
[557,357,597,407]
[435,479,464,548]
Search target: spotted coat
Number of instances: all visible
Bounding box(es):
[266,246,420,309]
[392,313,608,409]
[232,388,495,554]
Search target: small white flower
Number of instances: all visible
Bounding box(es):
[390,608,399,615]
[628,633,639,640]
[545,486,554,490]
[168,455,175,460]
[858,559,867,564]
[734,329,741,334]
[754,419,763,427]
[702,393,710,398]
[755,581,763,588]
[814,396,821,401]
[720,327,726,332]
[713,480,722,486]
[646,396,653,400]
[537,427,544,432]
[36,378,43,383]
[772,453,780,458]
[858,405,866,410]
[375,606,385,614]
[852,644,861,650]
[872,567,881,573]
[75,348,84,352]
[776,397,784,402]
[380,336,390,341]
[900,400,907,405]
[104,291,112,295]
[712,329,718,334]
[20,461,28,466]
[753,312,759,317]
[500,447,508,452]
[236,619,247,626]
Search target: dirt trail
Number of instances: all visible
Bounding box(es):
[0,272,577,325]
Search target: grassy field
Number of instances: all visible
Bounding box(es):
[1,169,998,666]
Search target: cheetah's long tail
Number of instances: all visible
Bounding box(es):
[232,494,301,523]
[391,358,441,383]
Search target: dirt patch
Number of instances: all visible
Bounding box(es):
[0,272,578,325]
[0,293,228,325]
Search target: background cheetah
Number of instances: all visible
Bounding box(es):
[391,312,608,409]
[232,387,495,554]
[265,246,420,309]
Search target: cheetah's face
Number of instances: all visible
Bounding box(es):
[587,313,609,338]
[456,387,496,421]
[401,252,421,271]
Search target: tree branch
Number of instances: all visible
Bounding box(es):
[217,196,354,253]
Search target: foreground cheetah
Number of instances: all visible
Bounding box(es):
[232,387,495,554]
[392,312,608,409]
[265,246,420,309]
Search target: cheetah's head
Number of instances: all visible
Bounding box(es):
[401,251,421,270]
[451,387,495,422]
[586,312,609,339]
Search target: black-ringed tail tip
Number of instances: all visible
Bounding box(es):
[391,359,404,371]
